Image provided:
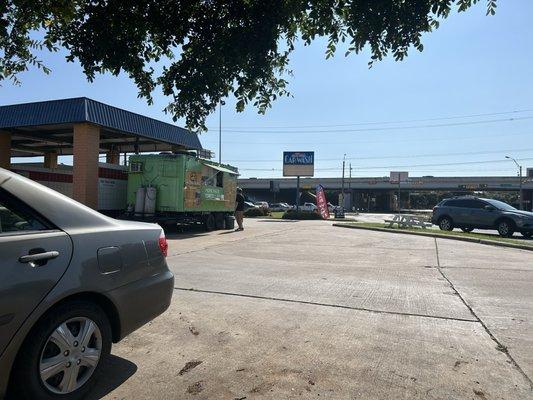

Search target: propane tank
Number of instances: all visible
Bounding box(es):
[144,186,157,216]
[134,186,146,216]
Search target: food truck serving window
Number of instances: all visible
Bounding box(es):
[200,162,237,187]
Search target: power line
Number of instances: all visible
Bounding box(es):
[204,130,533,146]
[240,168,519,176]
[208,108,533,130]
[225,147,533,163]
[331,157,533,170]
[236,157,533,172]
[212,116,533,135]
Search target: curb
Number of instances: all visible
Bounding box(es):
[332,223,533,252]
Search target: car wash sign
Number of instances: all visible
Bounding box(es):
[283,151,314,177]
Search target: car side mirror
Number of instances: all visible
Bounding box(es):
[484,205,495,211]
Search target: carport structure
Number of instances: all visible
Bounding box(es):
[0,97,202,209]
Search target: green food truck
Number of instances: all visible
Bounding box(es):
[124,152,239,231]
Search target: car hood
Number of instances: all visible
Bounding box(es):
[506,210,533,218]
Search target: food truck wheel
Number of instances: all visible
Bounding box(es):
[204,213,216,231]
[215,213,226,230]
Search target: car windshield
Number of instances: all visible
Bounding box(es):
[484,199,517,211]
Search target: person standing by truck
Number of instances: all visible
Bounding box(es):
[235,187,245,231]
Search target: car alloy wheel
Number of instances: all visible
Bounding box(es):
[497,220,513,238]
[439,217,453,231]
[39,317,102,395]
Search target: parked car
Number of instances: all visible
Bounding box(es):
[243,201,258,211]
[327,202,340,213]
[270,203,291,212]
[431,196,533,238]
[299,202,318,212]
[278,203,294,210]
[254,201,269,209]
[0,168,174,399]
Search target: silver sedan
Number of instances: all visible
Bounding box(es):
[0,168,174,399]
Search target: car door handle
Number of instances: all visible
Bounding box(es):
[19,251,60,267]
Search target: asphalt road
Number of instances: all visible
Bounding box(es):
[95,219,533,399]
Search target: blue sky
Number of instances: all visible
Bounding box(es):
[2,0,532,178]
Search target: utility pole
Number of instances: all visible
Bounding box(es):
[348,163,352,211]
[218,100,225,164]
[341,154,346,210]
[506,155,523,210]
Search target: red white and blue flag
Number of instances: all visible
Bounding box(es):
[316,184,330,220]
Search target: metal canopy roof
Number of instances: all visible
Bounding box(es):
[204,162,239,175]
[0,97,202,156]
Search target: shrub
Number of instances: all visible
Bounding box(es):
[244,207,269,217]
[282,210,322,220]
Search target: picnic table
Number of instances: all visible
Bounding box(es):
[384,214,433,229]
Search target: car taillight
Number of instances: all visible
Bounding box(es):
[158,231,168,257]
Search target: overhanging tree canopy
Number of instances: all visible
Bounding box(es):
[1,0,496,130]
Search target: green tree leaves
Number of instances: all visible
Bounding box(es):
[0,0,496,130]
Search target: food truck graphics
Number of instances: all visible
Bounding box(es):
[125,153,239,230]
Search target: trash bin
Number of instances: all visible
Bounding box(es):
[225,215,235,230]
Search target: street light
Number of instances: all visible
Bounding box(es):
[505,155,523,210]
[218,100,225,164]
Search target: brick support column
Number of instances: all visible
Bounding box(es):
[0,130,12,169]
[73,123,100,208]
[106,150,120,165]
[44,152,58,169]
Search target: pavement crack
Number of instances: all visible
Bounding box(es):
[433,237,533,389]
[166,227,300,258]
[173,286,478,324]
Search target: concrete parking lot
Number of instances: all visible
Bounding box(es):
[95,219,533,399]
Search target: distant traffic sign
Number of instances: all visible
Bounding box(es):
[390,171,408,183]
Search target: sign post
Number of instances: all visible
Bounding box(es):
[296,176,300,213]
[390,171,409,215]
[283,152,315,213]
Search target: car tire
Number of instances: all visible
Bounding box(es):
[461,227,474,233]
[521,231,532,239]
[497,219,515,238]
[204,213,216,231]
[438,216,454,231]
[10,301,112,400]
